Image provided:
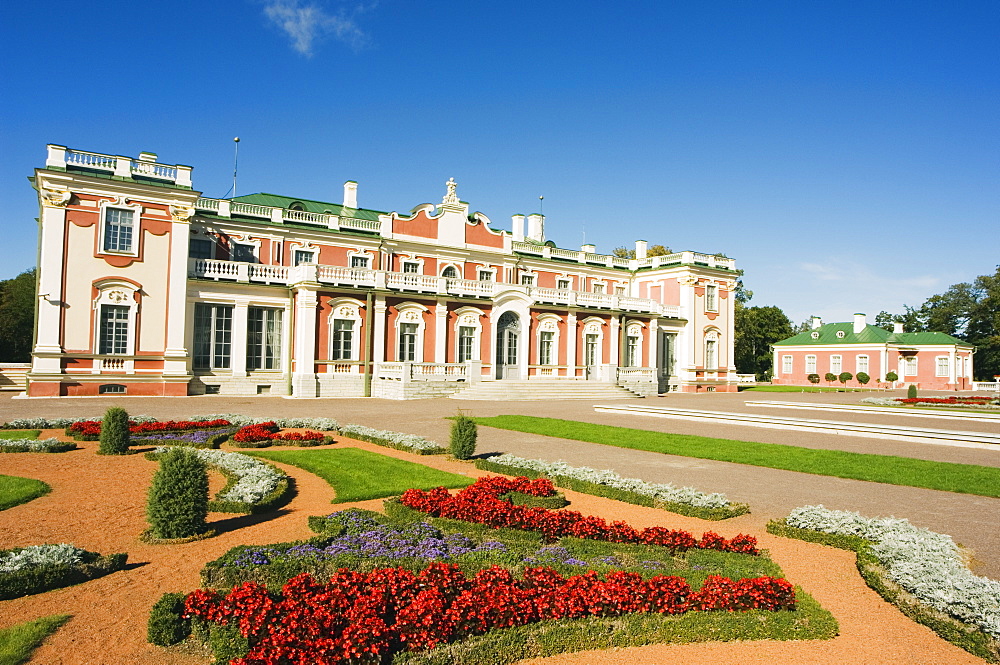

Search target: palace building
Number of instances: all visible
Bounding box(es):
[26,145,739,399]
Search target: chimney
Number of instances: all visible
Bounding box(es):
[526,214,545,242]
[635,240,648,260]
[811,316,822,329]
[853,313,866,334]
[511,214,525,242]
[581,244,596,254]
[893,321,904,334]
[343,181,358,209]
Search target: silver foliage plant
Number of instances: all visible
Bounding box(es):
[0,437,65,452]
[786,505,1000,639]
[485,453,732,509]
[189,414,340,430]
[153,447,285,505]
[4,415,156,428]
[338,424,441,451]
[0,544,86,574]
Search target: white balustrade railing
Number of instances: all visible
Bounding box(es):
[410,363,468,379]
[230,202,272,218]
[512,241,543,255]
[576,292,615,308]
[376,363,405,379]
[618,296,657,312]
[284,209,331,225]
[617,367,655,381]
[317,265,377,286]
[386,273,439,291]
[190,258,240,280]
[101,357,126,371]
[339,217,381,231]
[550,248,580,260]
[530,287,573,305]
[660,305,681,317]
[132,161,177,181]
[446,278,494,297]
[249,264,289,282]
[611,257,630,268]
[194,197,221,211]
[972,381,1000,392]
[66,150,117,170]
[326,362,362,374]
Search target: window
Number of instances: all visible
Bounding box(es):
[936,357,949,377]
[478,269,493,282]
[904,356,918,376]
[857,355,869,375]
[402,261,419,274]
[625,334,639,367]
[293,250,316,266]
[103,208,134,253]
[705,339,718,370]
[782,355,793,374]
[615,286,626,296]
[398,323,418,361]
[99,384,126,394]
[231,242,256,263]
[193,303,233,369]
[593,283,605,294]
[247,307,283,370]
[350,255,370,269]
[705,285,718,312]
[805,355,817,374]
[189,238,213,259]
[585,334,599,366]
[557,278,570,290]
[830,355,842,374]
[331,320,354,361]
[98,305,129,354]
[458,326,476,363]
[539,331,555,365]
[520,274,535,286]
[442,266,459,278]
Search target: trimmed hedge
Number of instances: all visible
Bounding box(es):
[209,471,292,515]
[475,458,748,521]
[148,592,191,646]
[0,550,128,600]
[767,519,1000,663]
[500,490,569,509]
[0,439,77,453]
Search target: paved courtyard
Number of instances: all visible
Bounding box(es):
[3,388,998,578]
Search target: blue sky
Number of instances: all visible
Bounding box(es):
[2,1,997,326]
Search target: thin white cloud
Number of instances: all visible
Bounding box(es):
[263,1,372,56]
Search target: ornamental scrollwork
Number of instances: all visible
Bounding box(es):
[169,205,195,221]
[41,188,71,208]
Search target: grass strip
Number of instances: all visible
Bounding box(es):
[247,448,474,503]
[0,431,40,441]
[474,415,1000,498]
[0,614,70,665]
[0,475,51,512]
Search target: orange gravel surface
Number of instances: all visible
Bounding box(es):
[0,430,986,664]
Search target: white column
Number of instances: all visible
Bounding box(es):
[163,215,191,376]
[949,348,957,387]
[609,316,620,368]
[32,198,68,374]
[649,318,659,369]
[434,298,447,363]
[566,311,577,378]
[231,300,250,377]
[373,295,387,364]
[292,288,318,396]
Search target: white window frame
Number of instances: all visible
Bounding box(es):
[556,277,571,290]
[592,282,606,294]
[292,248,317,266]
[349,251,372,269]
[98,201,140,256]
[856,355,869,375]
[327,298,364,364]
[477,268,495,282]
[92,282,139,356]
[230,239,259,263]
[193,302,234,370]
[705,284,718,312]
[453,306,485,363]
[395,303,428,363]
[520,272,536,286]
[805,355,817,374]
[830,355,842,375]
[189,236,213,260]
[440,263,461,279]
[782,355,793,374]
[581,317,605,367]
[935,356,949,377]
[536,314,561,366]
[399,256,423,274]
[904,356,918,377]
[246,306,283,371]
[704,330,719,370]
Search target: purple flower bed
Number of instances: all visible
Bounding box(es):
[132,427,236,446]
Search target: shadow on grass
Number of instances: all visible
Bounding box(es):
[209,508,295,535]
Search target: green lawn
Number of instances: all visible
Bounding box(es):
[0,615,69,665]
[473,415,1000,498]
[247,448,474,503]
[0,475,51,511]
[740,386,868,393]
[0,431,40,440]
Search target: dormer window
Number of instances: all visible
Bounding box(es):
[442,266,459,278]
[289,202,305,211]
[811,331,820,339]
[836,331,846,339]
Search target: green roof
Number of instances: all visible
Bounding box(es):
[232,193,385,221]
[774,323,972,347]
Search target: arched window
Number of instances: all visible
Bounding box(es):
[581,318,605,368]
[624,322,644,367]
[441,265,459,279]
[327,298,364,363]
[704,330,720,370]
[454,306,485,363]
[395,303,428,362]
[93,280,140,356]
[536,314,561,366]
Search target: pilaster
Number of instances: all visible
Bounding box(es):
[33,190,70,373]
[373,295,387,364]
[231,299,250,377]
[566,311,578,378]
[292,288,319,397]
[164,206,194,376]
[434,299,447,363]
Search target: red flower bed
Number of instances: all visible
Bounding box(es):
[232,422,327,444]
[184,563,795,664]
[400,476,758,555]
[68,418,231,437]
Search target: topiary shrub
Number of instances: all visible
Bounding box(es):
[147,592,191,646]
[449,413,477,460]
[838,371,853,387]
[807,373,821,385]
[98,407,130,455]
[856,372,870,386]
[908,384,918,399]
[147,448,209,539]
[824,372,837,385]
[886,371,898,385]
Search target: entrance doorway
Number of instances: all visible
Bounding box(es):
[496,312,520,379]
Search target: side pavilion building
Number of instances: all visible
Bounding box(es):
[28,145,740,398]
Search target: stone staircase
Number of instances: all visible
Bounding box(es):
[449,380,645,401]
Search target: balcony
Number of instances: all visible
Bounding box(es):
[189,259,680,317]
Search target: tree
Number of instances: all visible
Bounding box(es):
[147,448,209,539]
[856,372,870,386]
[807,373,820,385]
[838,371,853,387]
[873,311,897,332]
[734,305,792,380]
[612,244,672,259]
[0,268,36,362]
[449,413,477,460]
[824,372,837,385]
[98,407,131,455]
[886,371,898,387]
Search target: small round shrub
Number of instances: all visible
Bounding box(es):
[838,371,853,386]
[856,372,870,386]
[886,371,898,384]
[807,373,821,385]
[147,448,209,539]
[907,384,918,399]
[824,372,837,384]
[147,592,191,646]
[449,413,477,460]
[98,407,131,455]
